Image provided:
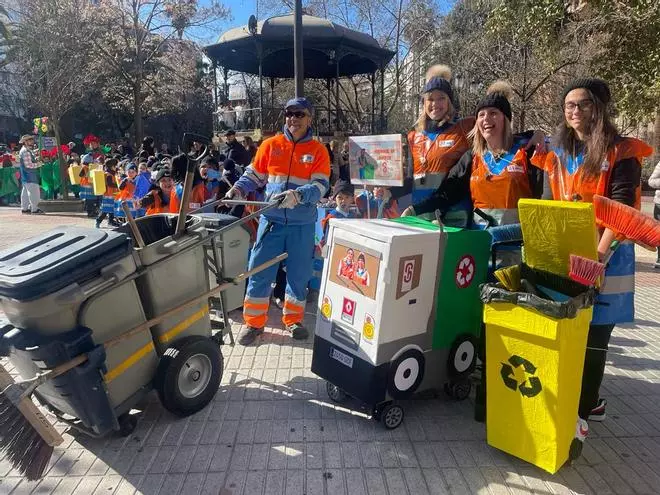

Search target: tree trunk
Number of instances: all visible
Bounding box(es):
[53,120,69,199]
[133,84,143,146]
[654,107,660,163]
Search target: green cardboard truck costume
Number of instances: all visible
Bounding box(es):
[311,216,491,428]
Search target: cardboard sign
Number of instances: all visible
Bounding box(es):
[396,255,423,299]
[329,242,380,300]
[348,134,403,186]
[341,297,356,324]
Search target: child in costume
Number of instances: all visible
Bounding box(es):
[320,180,359,245]
[354,253,370,286]
[115,163,140,220]
[78,154,99,217]
[96,158,120,228]
[169,153,207,213]
[140,168,173,215]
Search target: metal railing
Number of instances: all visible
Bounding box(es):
[214,106,383,136]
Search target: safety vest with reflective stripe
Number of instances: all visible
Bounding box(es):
[235,132,330,225]
[169,181,207,214]
[532,137,652,324]
[470,145,533,226]
[408,117,475,190]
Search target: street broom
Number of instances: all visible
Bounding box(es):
[0,363,64,480]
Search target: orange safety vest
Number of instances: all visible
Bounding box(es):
[408,117,475,186]
[80,165,90,186]
[116,179,136,202]
[470,147,533,225]
[103,172,119,198]
[531,137,652,208]
[144,190,167,215]
[169,181,207,214]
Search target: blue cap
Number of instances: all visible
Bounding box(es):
[285,97,313,113]
[81,154,93,164]
[127,163,137,171]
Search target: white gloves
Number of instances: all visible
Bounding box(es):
[225,186,244,200]
[273,189,301,209]
[401,206,416,217]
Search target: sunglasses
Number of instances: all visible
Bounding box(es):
[285,110,308,119]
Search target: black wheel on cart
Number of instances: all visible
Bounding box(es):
[447,380,471,401]
[117,413,137,437]
[154,335,223,417]
[447,334,477,378]
[387,348,425,399]
[380,402,404,429]
[326,382,349,404]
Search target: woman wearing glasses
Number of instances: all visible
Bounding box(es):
[532,78,652,452]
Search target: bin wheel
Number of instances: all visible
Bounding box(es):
[380,403,404,429]
[569,438,584,462]
[117,413,137,437]
[445,380,471,401]
[447,334,477,378]
[154,336,223,417]
[326,382,348,404]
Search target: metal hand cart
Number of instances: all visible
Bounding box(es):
[0,200,282,438]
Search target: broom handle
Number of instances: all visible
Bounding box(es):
[39,252,289,382]
[174,161,196,238]
[121,202,146,248]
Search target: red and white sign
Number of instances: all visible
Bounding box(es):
[401,259,415,293]
[341,297,356,324]
[455,255,475,289]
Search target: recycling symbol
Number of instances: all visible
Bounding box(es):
[500,355,542,398]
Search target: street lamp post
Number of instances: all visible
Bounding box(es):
[293,0,304,97]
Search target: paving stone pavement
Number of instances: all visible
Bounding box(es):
[1,206,659,495]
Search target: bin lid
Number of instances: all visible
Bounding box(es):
[198,213,240,229]
[0,227,133,300]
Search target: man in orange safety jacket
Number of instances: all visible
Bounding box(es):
[225,97,331,344]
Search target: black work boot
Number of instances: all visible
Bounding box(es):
[287,323,309,340]
[239,326,264,345]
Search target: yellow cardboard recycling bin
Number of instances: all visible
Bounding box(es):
[484,298,592,474]
[91,169,106,196]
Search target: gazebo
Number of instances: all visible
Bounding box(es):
[204,14,395,135]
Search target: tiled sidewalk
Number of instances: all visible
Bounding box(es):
[1,207,659,494]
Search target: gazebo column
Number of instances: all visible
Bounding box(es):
[258,47,264,130]
[379,64,385,133]
[326,78,331,133]
[370,72,376,134]
[335,54,340,132]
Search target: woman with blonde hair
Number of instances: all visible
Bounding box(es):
[403,65,475,221]
[402,81,543,227]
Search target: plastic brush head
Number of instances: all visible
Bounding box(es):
[494,265,521,292]
[593,195,660,247]
[569,254,605,286]
[488,223,523,244]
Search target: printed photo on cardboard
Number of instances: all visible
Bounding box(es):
[329,242,380,299]
[348,135,404,186]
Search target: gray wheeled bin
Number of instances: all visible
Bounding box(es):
[198,213,251,312]
[124,214,211,354]
[0,227,158,435]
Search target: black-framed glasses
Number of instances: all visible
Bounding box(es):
[285,110,308,119]
[563,99,593,112]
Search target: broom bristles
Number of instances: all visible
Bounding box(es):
[594,195,660,247]
[569,254,605,286]
[0,394,54,480]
